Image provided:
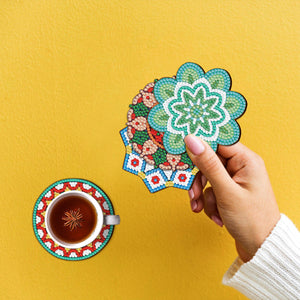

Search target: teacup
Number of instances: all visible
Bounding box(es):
[45,191,120,249]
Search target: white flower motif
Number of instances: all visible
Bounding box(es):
[163,78,230,141]
[103,229,109,238]
[45,241,52,249]
[95,242,102,249]
[38,201,44,210]
[103,202,109,211]
[55,183,64,190]
[37,229,44,238]
[55,249,64,256]
[45,191,52,198]
[83,183,91,190]
[83,249,92,256]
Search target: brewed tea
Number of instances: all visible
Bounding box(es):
[49,194,97,244]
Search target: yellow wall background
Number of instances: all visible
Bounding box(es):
[0,1,299,299]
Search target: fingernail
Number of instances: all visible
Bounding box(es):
[190,199,198,211]
[211,215,223,227]
[201,174,206,187]
[188,189,194,200]
[184,135,205,155]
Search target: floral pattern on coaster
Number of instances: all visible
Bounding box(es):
[121,62,246,193]
[126,81,193,171]
[120,128,198,193]
[148,63,247,153]
[33,179,115,261]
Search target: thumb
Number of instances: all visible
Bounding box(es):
[184,135,233,192]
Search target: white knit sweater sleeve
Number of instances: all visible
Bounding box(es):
[222,214,300,299]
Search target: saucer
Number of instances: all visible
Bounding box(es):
[33,178,116,261]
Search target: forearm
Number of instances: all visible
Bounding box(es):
[223,214,300,299]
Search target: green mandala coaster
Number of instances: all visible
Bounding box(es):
[147,62,247,153]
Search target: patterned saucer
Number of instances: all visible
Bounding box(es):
[33,179,116,261]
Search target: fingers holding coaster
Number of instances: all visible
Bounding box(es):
[188,172,207,213]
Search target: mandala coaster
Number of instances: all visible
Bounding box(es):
[120,128,198,193]
[33,179,115,261]
[121,62,247,193]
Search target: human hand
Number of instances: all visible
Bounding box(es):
[184,135,281,262]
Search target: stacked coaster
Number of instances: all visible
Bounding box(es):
[120,62,247,193]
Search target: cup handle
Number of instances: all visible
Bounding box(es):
[103,215,120,225]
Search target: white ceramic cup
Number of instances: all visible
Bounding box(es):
[45,191,120,249]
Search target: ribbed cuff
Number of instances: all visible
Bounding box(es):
[222,214,300,300]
